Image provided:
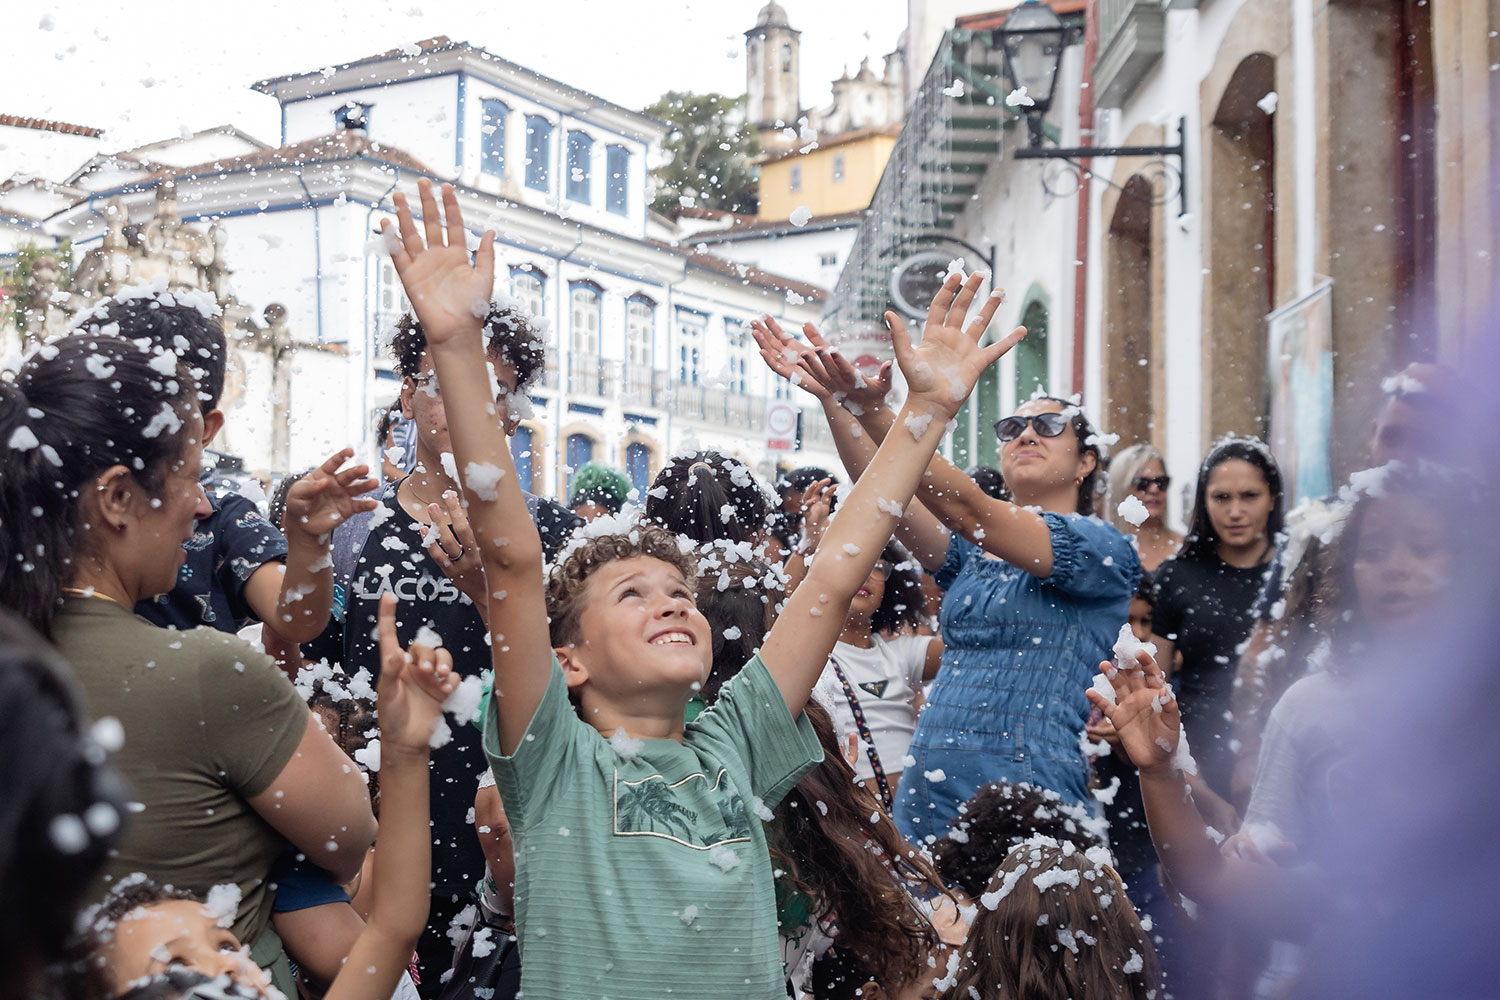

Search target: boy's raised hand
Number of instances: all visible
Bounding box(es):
[1085,649,1180,775]
[375,593,459,757]
[281,447,379,540]
[886,271,1025,419]
[382,179,496,344]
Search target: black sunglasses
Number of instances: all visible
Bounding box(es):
[1134,476,1170,493]
[994,412,1070,442]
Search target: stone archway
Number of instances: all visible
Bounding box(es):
[1203,52,1278,441]
[1099,121,1168,451]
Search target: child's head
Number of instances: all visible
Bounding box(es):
[930,782,1104,901]
[390,301,544,461]
[646,452,773,548]
[863,543,928,636]
[945,839,1160,1000]
[75,878,270,999]
[74,293,228,441]
[569,462,632,521]
[1128,576,1154,643]
[546,522,711,717]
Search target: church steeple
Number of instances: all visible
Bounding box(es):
[745,2,801,152]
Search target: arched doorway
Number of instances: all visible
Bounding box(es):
[1103,176,1155,448]
[1205,52,1276,440]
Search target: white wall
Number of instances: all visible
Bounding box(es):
[700,226,857,294]
[0,125,100,183]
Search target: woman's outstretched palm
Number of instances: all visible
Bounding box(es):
[382,179,496,346]
[888,271,1025,414]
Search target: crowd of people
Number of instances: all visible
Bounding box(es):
[1,178,1494,1000]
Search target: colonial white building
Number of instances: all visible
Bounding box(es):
[2,37,840,499]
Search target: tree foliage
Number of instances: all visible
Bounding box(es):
[643,91,761,218]
[2,241,73,333]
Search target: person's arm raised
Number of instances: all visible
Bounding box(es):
[325,594,458,1000]
[382,179,552,756]
[760,272,1024,714]
[751,316,950,571]
[791,302,1059,578]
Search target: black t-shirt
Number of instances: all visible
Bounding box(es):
[1152,552,1279,798]
[342,484,581,896]
[1094,750,1155,878]
[135,489,287,632]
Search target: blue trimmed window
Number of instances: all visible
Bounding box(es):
[510,268,546,319]
[570,283,602,358]
[511,426,534,494]
[625,296,654,369]
[566,131,593,204]
[333,102,371,132]
[481,100,508,176]
[525,116,552,191]
[606,145,630,215]
[626,442,651,496]
[565,433,594,492]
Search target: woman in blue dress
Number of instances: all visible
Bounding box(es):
[752,277,1138,845]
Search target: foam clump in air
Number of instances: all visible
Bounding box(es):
[463,461,505,501]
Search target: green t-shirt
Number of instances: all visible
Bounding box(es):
[52,596,308,946]
[485,653,822,1000]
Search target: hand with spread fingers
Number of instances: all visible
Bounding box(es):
[424,490,488,615]
[886,271,1025,421]
[798,478,837,555]
[1084,649,1180,775]
[374,593,459,757]
[282,448,380,540]
[380,178,496,346]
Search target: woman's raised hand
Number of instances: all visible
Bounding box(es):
[1085,649,1181,775]
[887,271,1024,419]
[382,179,496,345]
[751,315,893,413]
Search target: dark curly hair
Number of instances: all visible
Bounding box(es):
[646,451,773,547]
[66,875,200,998]
[389,302,545,391]
[929,781,1104,899]
[545,522,697,648]
[73,296,227,413]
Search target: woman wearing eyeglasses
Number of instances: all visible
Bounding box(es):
[751,273,1138,846]
[1105,443,1183,573]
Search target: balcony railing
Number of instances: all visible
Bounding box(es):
[667,383,767,429]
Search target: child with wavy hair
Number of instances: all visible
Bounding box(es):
[942,838,1161,1000]
[381,179,1023,999]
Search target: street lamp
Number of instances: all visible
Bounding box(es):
[994,0,1074,147]
[993,0,1188,214]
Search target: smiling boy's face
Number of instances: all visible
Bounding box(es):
[559,555,713,714]
[102,900,270,997]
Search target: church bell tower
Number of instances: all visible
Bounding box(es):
[745,2,802,152]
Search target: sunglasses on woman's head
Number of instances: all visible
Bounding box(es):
[994,412,1070,442]
[1134,476,1170,493]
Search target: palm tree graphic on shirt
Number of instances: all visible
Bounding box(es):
[614,768,751,847]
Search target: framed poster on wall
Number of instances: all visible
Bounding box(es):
[1266,279,1334,505]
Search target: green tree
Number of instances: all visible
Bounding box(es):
[1,241,73,334]
[643,91,761,217]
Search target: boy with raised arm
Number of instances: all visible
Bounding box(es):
[382,179,1022,999]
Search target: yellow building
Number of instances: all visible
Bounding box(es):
[756,126,900,223]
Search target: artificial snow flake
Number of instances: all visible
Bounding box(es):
[1006,86,1035,108]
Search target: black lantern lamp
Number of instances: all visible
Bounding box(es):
[995,0,1074,147]
[993,0,1188,213]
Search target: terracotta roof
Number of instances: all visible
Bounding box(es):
[0,114,103,138]
[150,131,432,181]
[756,125,902,166]
[651,240,828,303]
[693,210,866,240]
[955,0,1086,32]
[675,205,757,225]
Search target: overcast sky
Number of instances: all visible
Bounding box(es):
[6,0,908,150]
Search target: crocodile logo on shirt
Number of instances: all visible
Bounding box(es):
[612,767,751,849]
[859,680,889,698]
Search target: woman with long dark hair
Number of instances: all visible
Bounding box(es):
[0,331,376,990]
[1149,436,1285,800]
[752,274,1138,847]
